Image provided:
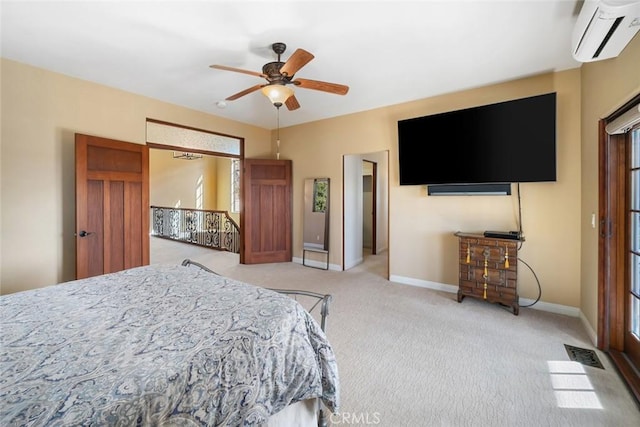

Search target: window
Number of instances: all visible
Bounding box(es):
[147,120,240,155]
[631,128,639,339]
[231,159,240,213]
[196,175,204,210]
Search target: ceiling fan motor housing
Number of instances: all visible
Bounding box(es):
[262,62,292,84]
[263,43,290,83]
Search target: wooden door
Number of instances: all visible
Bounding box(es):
[599,116,640,403]
[75,134,149,279]
[242,158,292,264]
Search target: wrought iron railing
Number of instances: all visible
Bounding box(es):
[151,206,240,253]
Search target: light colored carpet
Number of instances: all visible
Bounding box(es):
[151,238,640,426]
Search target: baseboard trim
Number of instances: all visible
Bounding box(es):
[390,274,580,317]
[579,310,598,346]
[287,263,583,318]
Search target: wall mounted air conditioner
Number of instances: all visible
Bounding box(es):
[572,0,640,62]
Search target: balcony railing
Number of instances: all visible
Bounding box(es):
[151,206,240,254]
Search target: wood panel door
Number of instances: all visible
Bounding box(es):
[75,134,149,279]
[242,159,292,264]
[599,111,640,403]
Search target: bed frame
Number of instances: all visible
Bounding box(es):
[181,259,333,427]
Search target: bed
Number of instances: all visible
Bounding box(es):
[0,260,339,426]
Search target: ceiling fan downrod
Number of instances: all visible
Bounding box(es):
[271,42,287,60]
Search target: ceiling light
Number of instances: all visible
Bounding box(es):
[261,84,293,107]
[173,151,203,160]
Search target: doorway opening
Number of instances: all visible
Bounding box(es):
[343,151,389,278]
[145,119,243,269]
[362,160,377,256]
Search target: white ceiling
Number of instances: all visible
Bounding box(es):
[0,0,584,129]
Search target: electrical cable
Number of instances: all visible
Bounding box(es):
[517,182,523,240]
[515,182,542,308]
[517,257,542,307]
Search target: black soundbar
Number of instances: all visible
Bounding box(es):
[483,230,522,240]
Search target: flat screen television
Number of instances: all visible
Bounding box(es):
[397,92,557,185]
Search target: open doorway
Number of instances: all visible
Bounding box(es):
[145,119,243,269]
[343,151,389,278]
[362,160,377,256]
[148,148,241,267]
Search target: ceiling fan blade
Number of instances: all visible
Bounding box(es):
[293,78,349,95]
[226,84,265,101]
[279,49,314,77]
[285,95,300,111]
[210,64,266,78]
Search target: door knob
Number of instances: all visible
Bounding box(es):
[78,230,93,237]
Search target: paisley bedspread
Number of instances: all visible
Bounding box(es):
[0,264,339,426]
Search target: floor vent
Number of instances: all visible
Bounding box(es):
[564,344,604,369]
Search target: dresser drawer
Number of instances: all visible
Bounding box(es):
[456,233,521,315]
[459,264,517,287]
[459,280,517,299]
[459,237,517,268]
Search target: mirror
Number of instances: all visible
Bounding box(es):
[303,178,330,251]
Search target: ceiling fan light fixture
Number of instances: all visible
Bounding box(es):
[213,43,347,111]
[261,84,294,107]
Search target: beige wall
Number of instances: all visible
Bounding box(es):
[2,34,638,338]
[279,35,639,336]
[282,70,583,311]
[579,35,640,332]
[0,58,270,294]
[150,149,219,210]
[149,149,239,223]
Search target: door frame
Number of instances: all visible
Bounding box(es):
[598,94,640,403]
[145,118,244,261]
[343,151,389,275]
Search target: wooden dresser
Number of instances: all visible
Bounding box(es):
[454,232,522,315]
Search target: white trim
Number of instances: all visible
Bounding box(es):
[390,275,459,293]
[344,257,364,270]
[579,310,598,346]
[390,274,581,317]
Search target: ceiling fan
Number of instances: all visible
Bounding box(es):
[210,42,349,111]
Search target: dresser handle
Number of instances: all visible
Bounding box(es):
[483,256,488,299]
[483,256,488,278]
[504,246,509,268]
